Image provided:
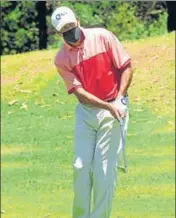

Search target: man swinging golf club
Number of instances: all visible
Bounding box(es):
[51,6,133,218]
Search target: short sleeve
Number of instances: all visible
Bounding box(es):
[105,31,131,70]
[54,57,82,94]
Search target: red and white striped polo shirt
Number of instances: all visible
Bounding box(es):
[55,27,131,101]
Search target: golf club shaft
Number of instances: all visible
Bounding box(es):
[120,119,128,172]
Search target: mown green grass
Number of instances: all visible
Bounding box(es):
[1,33,175,218]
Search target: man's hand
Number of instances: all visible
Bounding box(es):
[74,88,121,121]
[107,104,121,121]
[74,87,126,121]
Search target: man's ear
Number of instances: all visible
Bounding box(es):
[56,32,62,37]
[77,17,80,26]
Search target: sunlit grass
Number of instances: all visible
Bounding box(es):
[1,33,175,217]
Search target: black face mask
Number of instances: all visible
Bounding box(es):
[63,27,81,44]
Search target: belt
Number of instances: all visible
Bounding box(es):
[107,98,116,102]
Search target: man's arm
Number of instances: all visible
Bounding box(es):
[117,65,133,98]
[73,64,133,120]
[105,30,133,98]
[74,88,121,120]
[55,64,120,119]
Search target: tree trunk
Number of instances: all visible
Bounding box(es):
[36,1,47,49]
[166,1,176,32]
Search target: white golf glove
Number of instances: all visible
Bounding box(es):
[115,96,128,118]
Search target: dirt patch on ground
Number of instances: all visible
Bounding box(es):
[1,51,56,86]
[1,146,40,155]
[1,76,20,86]
[1,146,26,154]
[1,162,32,168]
[126,42,174,70]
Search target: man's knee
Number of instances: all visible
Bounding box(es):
[73,157,84,170]
[73,157,92,172]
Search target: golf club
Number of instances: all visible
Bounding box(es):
[118,119,128,173]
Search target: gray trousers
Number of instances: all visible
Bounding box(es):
[73,96,129,218]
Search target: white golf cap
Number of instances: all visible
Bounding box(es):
[51,6,77,33]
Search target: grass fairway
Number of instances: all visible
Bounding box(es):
[1,33,175,218]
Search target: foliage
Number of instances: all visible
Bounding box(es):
[1,1,169,54]
[106,3,168,41]
[107,3,143,40]
[48,1,168,48]
[134,1,167,20]
[1,1,39,55]
[147,12,168,37]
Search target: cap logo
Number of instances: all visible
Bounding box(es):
[56,12,67,20]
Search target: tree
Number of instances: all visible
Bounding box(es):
[36,1,47,49]
[1,1,39,55]
[166,1,176,32]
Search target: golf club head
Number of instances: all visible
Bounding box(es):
[118,166,128,173]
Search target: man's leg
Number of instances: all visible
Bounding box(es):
[73,104,97,218]
[91,110,121,218]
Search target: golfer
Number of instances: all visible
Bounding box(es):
[51,6,133,218]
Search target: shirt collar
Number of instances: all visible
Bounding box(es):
[64,27,85,51]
